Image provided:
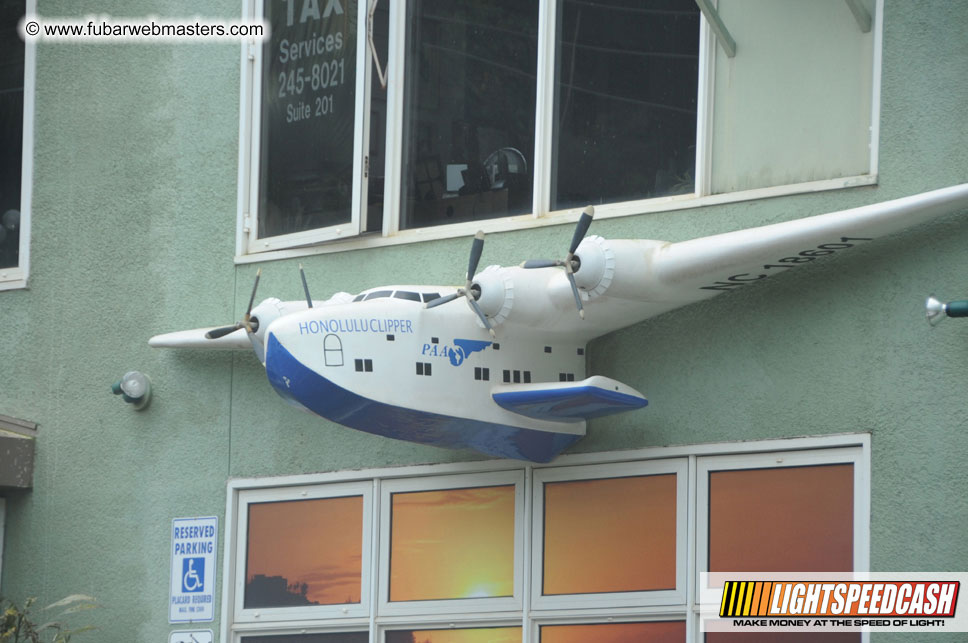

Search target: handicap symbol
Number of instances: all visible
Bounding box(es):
[182,557,204,593]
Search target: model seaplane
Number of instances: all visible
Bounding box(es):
[150,184,968,462]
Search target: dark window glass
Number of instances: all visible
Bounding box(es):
[400,0,538,229]
[393,290,422,301]
[364,290,392,300]
[352,294,366,302]
[422,292,441,302]
[259,0,358,238]
[0,1,24,269]
[552,0,699,210]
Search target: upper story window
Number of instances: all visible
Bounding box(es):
[0,0,33,289]
[237,0,880,258]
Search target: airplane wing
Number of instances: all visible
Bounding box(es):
[653,183,968,294]
[492,375,647,423]
[548,183,968,336]
[147,327,251,350]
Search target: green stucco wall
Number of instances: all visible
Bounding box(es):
[1,1,966,641]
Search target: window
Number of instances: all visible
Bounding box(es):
[323,334,344,366]
[0,0,34,289]
[225,435,869,642]
[238,0,880,258]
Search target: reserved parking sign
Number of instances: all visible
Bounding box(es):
[169,516,217,623]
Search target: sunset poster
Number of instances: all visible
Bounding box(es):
[245,495,364,608]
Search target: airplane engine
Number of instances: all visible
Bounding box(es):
[249,297,314,362]
[573,235,616,301]
[472,265,514,325]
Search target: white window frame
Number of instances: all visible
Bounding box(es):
[378,470,526,617]
[693,444,871,640]
[236,0,371,255]
[232,480,374,625]
[236,0,883,264]
[0,0,36,291]
[221,433,870,643]
[530,459,688,612]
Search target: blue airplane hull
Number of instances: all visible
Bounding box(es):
[264,333,583,462]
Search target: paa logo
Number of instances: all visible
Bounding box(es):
[182,557,204,593]
[448,339,492,366]
[420,339,492,366]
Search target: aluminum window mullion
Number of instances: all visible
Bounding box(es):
[531,0,557,219]
[381,0,406,237]
[349,0,371,241]
[694,9,716,198]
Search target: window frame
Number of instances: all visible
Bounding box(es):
[530,459,688,612]
[221,433,870,643]
[0,0,36,291]
[232,480,375,624]
[692,444,871,637]
[236,0,371,255]
[236,0,883,264]
[377,470,526,617]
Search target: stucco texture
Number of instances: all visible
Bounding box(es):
[0,1,966,642]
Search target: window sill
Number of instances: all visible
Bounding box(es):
[0,273,27,291]
[235,174,878,265]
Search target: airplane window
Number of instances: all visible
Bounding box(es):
[421,293,441,303]
[364,290,393,300]
[393,291,421,302]
[352,294,366,302]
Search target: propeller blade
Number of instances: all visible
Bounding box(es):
[244,268,262,319]
[467,230,485,282]
[205,323,243,339]
[566,271,585,319]
[425,292,462,309]
[299,264,313,308]
[520,259,561,269]
[467,297,496,337]
[568,206,595,255]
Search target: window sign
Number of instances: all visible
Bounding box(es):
[542,474,677,595]
[389,485,515,602]
[245,495,363,608]
[386,627,521,643]
[257,0,363,242]
[540,622,686,643]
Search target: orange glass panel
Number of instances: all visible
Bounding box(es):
[245,496,363,608]
[542,622,685,643]
[386,627,521,643]
[708,464,853,572]
[390,485,515,601]
[543,474,677,595]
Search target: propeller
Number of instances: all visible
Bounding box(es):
[299,264,313,308]
[425,230,495,337]
[205,269,262,339]
[520,205,594,318]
